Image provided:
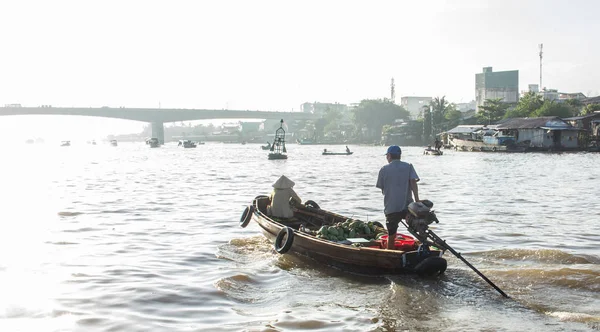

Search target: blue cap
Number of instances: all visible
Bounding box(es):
[385,145,402,155]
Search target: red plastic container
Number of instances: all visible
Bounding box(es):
[379,234,418,251]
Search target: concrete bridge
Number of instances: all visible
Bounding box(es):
[0,106,317,143]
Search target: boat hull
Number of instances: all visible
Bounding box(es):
[449,137,519,152]
[423,149,442,155]
[322,152,353,155]
[268,153,287,160]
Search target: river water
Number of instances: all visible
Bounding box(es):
[0,142,598,332]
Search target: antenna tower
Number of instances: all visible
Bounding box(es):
[390,78,396,103]
[539,43,543,89]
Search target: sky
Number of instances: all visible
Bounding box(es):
[1,0,599,139]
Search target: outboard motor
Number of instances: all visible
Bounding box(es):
[406,200,439,240]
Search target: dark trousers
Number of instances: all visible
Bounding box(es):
[385,210,407,235]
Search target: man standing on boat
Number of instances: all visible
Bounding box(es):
[434,138,442,151]
[376,145,420,250]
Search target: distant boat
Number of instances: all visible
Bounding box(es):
[178,140,197,148]
[60,141,71,147]
[145,138,160,148]
[423,148,443,155]
[322,147,353,155]
[322,151,353,156]
[261,142,271,150]
[110,140,118,146]
[296,138,324,145]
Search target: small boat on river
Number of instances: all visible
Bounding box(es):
[322,146,353,155]
[110,140,118,146]
[145,137,160,148]
[178,140,197,148]
[60,140,71,147]
[239,196,447,275]
[322,150,353,156]
[423,147,443,155]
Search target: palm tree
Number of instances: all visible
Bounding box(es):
[430,96,450,134]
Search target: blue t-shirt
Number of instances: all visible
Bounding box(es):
[376,160,419,215]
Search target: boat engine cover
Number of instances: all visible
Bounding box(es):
[408,202,431,218]
[407,201,439,238]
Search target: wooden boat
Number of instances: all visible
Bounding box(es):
[178,140,197,148]
[239,196,447,275]
[145,137,160,148]
[322,151,353,155]
[423,148,442,155]
[268,153,288,160]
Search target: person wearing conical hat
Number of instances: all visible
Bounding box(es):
[268,175,302,218]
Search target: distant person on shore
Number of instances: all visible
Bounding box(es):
[376,145,420,250]
[346,145,351,153]
[268,175,302,219]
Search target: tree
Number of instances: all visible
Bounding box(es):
[532,100,575,118]
[352,99,410,141]
[422,105,433,143]
[323,106,343,134]
[430,96,452,134]
[323,106,342,124]
[582,103,600,115]
[564,99,585,116]
[444,108,463,130]
[505,91,543,118]
[314,118,328,140]
[477,98,509,124]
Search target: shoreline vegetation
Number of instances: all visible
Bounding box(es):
[105,97,600,148]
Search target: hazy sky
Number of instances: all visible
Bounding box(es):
[1,0,599,138]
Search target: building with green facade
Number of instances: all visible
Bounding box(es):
[475,67,519,111]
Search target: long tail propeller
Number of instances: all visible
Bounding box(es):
[402,206,509,298]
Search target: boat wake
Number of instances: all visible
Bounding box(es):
[475,248,599,264]
[546,311,600,324]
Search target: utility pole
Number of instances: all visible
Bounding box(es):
[390,78,396,103]
[539,43,543,89]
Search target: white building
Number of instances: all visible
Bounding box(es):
[400,96,432,119]
[456,100,476,112]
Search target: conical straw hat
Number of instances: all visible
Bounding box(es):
[272,175,295,189]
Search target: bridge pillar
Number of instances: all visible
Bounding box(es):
[152,122,165,144]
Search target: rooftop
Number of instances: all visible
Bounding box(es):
[495,117,572,129]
